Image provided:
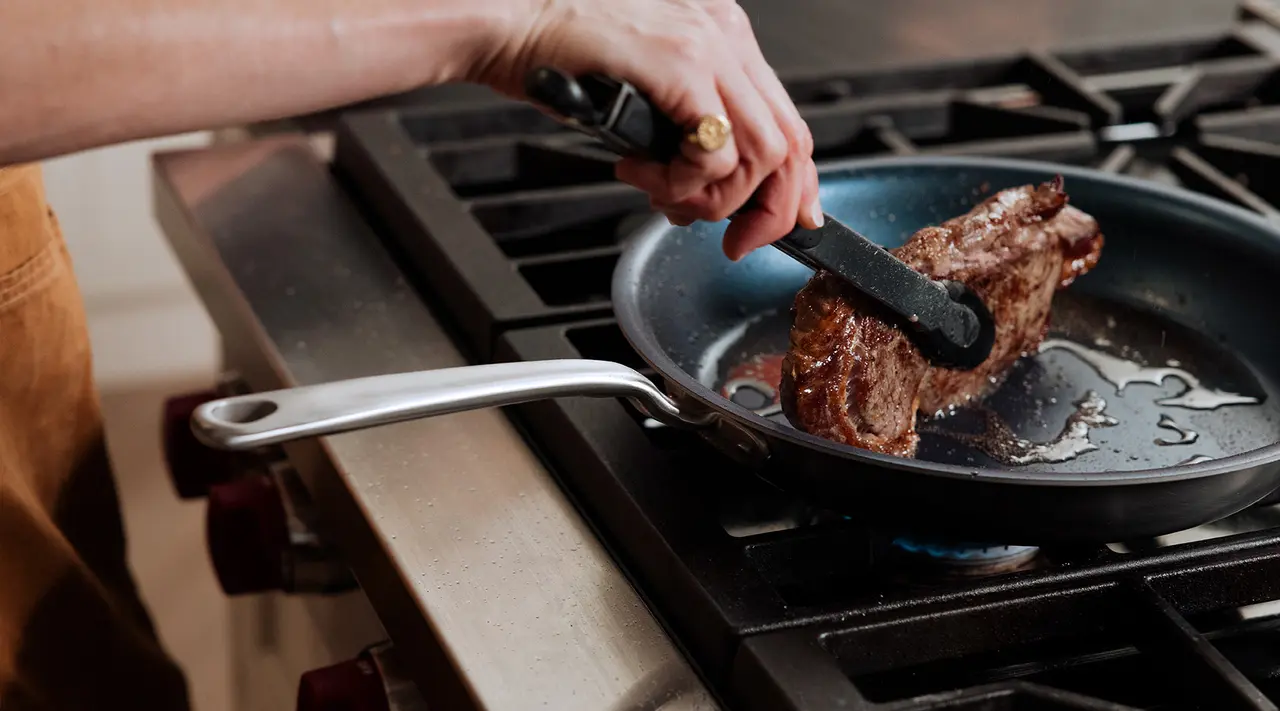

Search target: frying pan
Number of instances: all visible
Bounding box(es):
[191,155,1280,545]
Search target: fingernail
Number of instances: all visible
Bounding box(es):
[807,198,825,229]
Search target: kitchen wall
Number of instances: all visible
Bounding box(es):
[42,135,231,711]
[44,134,221,387]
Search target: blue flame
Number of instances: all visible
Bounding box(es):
[892,537,1038,562]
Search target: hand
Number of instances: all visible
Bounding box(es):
[469,0,823,260]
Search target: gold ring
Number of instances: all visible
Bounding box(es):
[686,114,732,152]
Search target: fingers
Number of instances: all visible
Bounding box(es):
[637,4,818,261]
[616,53,784,220]
[530,0,815,260]
[723,158,805,259]
[698,61,789,221]
[664,212,698,227]
[800,158,822,227]
[719,156,821,260]
[720,4,823,247]
[653,200,698,227]
[648,192,702,227]
[614,74,740,205]
[746,65,822,233]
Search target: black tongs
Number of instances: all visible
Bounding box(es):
[523,68,996,370]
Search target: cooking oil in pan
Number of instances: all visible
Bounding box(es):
[706,350,1132,467]
[922,331,1265,468]
[1038,339,1259,411]
[1154,414,1198,446]
[921,391,1118,466]
[662,291,1271,471]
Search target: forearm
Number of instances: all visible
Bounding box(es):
[0,0,520,165]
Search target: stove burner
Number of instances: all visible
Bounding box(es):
[891,537,1041,577]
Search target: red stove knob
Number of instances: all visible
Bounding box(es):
[298,644,426,711]
[163,390,236,499]
[296,656,390,711]
[205,475,289,595]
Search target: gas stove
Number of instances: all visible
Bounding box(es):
[322,8,1280,711]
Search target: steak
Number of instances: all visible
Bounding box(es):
[778,178,1104,457]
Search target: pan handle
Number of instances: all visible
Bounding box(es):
[191,360,714,451]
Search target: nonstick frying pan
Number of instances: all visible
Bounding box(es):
[192,155,1280,545]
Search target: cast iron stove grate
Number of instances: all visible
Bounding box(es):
[333,5,1280,710]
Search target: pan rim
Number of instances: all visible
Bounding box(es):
[613,153,1280,486]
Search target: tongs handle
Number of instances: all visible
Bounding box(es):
[523,67,995,370]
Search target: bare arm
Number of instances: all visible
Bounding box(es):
[1,0,824,259]
[0,0,518,164]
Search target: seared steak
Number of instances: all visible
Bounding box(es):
[779,178,1104,457]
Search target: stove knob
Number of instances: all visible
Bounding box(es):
[163,390,237,499]
[205,470,358,596]
[297,644,427,711]
[206,476,288,594]
[297,656,389,711]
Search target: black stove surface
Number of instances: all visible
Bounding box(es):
[333,7,1280,710]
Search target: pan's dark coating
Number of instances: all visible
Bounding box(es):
[613,156,1280,543]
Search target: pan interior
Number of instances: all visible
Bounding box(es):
[629,161,1280,474]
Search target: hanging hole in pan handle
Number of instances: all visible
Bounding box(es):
[206,399,279,425]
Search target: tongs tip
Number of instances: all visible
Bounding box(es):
[923,281,997,370]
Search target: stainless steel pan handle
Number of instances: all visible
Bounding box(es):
[191,359,713,451]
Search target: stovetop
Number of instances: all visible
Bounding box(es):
[332,10,1280,710]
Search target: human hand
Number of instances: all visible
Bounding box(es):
[469,0,822,260]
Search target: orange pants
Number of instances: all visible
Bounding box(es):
[0,165,189,710]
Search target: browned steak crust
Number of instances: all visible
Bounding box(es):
[779,178,1104,457]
